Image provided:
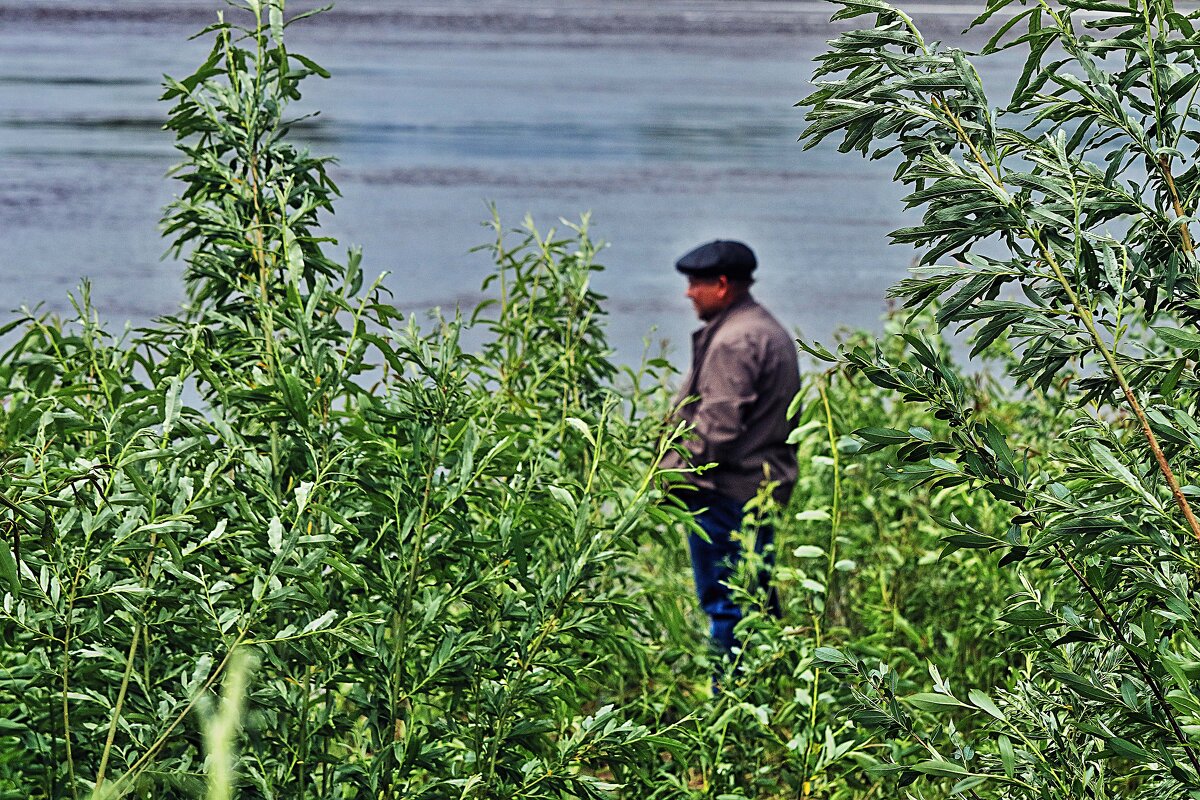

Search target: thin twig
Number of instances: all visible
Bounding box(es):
[105,628,250,794]
[94,533,159,790]
[1033,233,1200,543]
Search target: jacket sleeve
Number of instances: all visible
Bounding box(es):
[689,335,759,467]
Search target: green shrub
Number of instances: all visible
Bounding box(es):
[2,1,1153,798]
[801,0,1200,795]
[0,4,684,797]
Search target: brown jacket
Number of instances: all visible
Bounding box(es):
[662,294,800,503]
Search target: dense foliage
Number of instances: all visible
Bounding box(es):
[801,0,1200,795]
[0,5,684,797]
[7,0,1198,797]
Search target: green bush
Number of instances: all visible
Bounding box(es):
[5,1,1173,798]
[801,0,1200,795]
[0,4,684,798]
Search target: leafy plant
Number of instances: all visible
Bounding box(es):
[0,3,687,798]
[11,0,1182,797]
[801,0,1200,795]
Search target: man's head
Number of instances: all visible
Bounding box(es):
[674,240,756,321]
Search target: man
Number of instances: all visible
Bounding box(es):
[661,240,800,656]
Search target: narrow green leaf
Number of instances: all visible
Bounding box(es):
[907,692,969,712]
[268,516,284,554]
[0,538,17,591]
[999,607,1058,627]
[814,647,850,665]
[912,759,968,777]
[967,688,1006,721]
[1154,326,1200,351]
[998,733,1015,778]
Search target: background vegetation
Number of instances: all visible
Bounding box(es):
[2,0,1198,797]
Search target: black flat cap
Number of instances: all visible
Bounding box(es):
[674,240,756,279]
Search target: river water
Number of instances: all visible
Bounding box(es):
[0,0,1018,364]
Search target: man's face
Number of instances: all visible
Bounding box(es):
[685,275,731,321]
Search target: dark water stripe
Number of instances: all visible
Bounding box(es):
[1,118,804,164]
[0,76,152,87]
[348,165,890,192]
[0,1,989,38]
[1,116,166,130]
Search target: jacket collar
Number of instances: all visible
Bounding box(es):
[679,293,758,401]
[692,292,757,341]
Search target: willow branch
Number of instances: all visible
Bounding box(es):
[1032,232,1200,543]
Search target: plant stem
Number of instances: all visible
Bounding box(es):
[93,626,140,792]
[61,559,86,800]
[95,534,159,790]
[106,628,250,794]
[1054,542,1200,775]
[1033,232,1200,542]
[805,377,843,789]
[1157,157,1196,255]
[932,73,1200,544]
[818,378,843,621]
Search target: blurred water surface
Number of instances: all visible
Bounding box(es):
[0,0,1019,363]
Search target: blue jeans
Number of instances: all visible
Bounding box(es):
[685,489,780,654]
